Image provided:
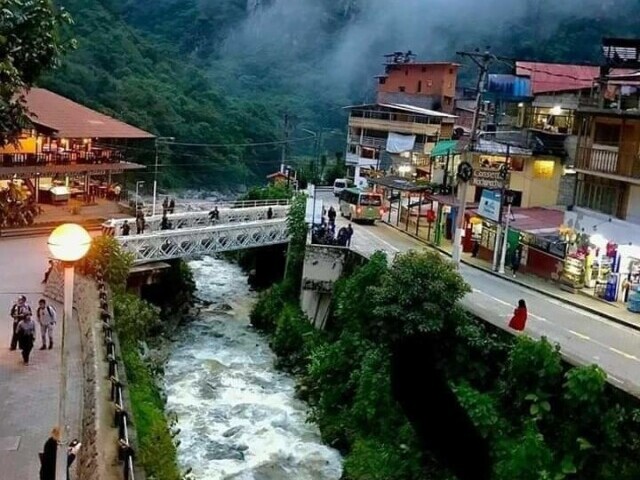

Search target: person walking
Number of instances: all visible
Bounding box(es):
[511,245,522,278]
[328,206,336,227]
[209,206,219,223]
[36,299,57,350]
[508,299,528,332]
[267,207,273,220]
[121,220,131,236]
[346,223,354,246]
[16,312,36,364]
[10,295,31,351]
[39,427,60,480]
[162,197,169,215]
[168,198,175,214]
[135,212,145,235]
[42,260,54,284]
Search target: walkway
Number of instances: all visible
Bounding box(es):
[0,236,82,479]
[317,191,640,398]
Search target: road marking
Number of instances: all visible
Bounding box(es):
[472,289,512,306]
[608,347,640,361]
[568,330,591,340]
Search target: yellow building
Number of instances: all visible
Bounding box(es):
[468,139,563,208]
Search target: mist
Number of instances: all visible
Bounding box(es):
[215,0,634,118]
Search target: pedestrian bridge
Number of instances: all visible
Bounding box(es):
[109,201,291,264]
[104,201,289,235]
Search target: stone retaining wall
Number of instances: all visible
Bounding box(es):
[45,264,122,480]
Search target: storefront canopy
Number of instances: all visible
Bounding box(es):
[430,140,458,157]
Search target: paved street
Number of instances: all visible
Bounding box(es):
[0,236,82,479]
[318,191,640,397]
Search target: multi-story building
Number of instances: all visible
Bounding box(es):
[345,55,458,180]
[0,88,153,203]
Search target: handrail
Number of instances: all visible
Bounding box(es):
[125,197,291,216]
[97,271,135,480]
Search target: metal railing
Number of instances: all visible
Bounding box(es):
[576,144,619,174]
[104,204,290,236]
[117,218,289,264]
[0,149,126,167]
[125,198,291,216]
[97,272,135,480]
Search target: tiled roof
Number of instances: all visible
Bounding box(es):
[24,88,155,139]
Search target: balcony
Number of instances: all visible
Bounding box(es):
[1,148,125,168]
[351,136,426,153]
[576,143,640,179]
[349,116,442,136]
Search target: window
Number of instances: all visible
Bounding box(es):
[576,177,622,216]
[422,67,427,73]
[359,194,382,206]
[379,77,386,85]
[449,68,454,74]
[594,123,621,145]
[399,86,406,92]
[510,157,525,172]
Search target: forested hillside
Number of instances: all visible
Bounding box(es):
[45,0,640,188]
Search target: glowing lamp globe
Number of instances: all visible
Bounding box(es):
[48,224,92,262]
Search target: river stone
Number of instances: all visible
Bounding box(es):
[205,359,227,373]
[222,426,243,438]
[205,441,245,461]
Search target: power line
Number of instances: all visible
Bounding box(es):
[165,133,316,148]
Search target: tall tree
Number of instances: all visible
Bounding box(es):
[0,0,73,145]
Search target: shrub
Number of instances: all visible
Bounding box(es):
[85,235,134,291]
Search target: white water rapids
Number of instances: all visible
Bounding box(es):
[164,257,343,479]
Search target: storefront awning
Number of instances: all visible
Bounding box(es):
[430,140,458,157]
[468,206,564,232]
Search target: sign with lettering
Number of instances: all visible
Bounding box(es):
[472,167,507,188]
[478,189,501,222]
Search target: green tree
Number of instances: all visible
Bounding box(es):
[1,0,73,144]
[84,235,134,291]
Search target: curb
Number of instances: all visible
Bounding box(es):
[381,221,640,333]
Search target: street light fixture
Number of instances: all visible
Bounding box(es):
[47,223,92,480]
[153,137,175,216]
[135,180,145,216]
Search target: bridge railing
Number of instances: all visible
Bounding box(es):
[103,204,290,236]
[117,218,289,264]
[125,198,291,216]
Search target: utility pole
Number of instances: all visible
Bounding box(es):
[280,113,289,174]
[492,144,510,271]
[452,48,493,266]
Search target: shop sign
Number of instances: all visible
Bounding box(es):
[472,167,508,188]
[478,189,501,222]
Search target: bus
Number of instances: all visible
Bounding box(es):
[338,188,384,224]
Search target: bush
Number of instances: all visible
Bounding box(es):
[250,283,288,332]
[271,304,321,371]
[85,235,134,291]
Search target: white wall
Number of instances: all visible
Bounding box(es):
[564,207,640,245]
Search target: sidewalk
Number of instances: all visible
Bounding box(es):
[383,221,640,332]
[0,236,82,479]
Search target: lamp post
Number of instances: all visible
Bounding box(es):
[135,180,145,216]
[47,224,92,480]
[153,137,175,216]
[498,189,515,274]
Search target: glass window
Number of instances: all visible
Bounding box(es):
[594,123,621,145]
[359,194,382,206]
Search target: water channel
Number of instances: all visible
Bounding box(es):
[164,256,343,479]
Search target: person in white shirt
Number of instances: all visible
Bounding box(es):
[36,298,57,350]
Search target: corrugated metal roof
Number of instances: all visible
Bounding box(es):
[343,103,456,119]
[430,140,458,156]
[515,62,600,94]
[24,88,155,139]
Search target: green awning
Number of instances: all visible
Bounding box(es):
[430,140,458,157]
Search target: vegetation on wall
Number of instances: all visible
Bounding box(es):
[85,237,194,480]
[252,233,640,479]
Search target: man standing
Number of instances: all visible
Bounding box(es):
[10,295,31,350]
[168,197,175,214]
[162,196,169,215]
[135,212,146,235]
[36,299,56,350]
[346,224,354,246]
[121,220,131,236]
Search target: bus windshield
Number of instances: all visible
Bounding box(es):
[359,194,382,206]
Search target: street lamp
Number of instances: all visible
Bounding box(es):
[153,137,175,216]
[498,189,516,274]
[135,180,145,216]
[47,223,92,480]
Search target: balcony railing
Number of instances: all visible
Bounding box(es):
[576,143,640,178]
[350,136,426,153]
[0,149,125,168]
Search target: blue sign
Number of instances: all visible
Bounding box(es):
[478,189,502,222]
[486,74,532,102]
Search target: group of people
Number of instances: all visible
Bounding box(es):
[39,426,81,480]
[162,196,176,215]
[121,210,147,236]
[10,295,57,365]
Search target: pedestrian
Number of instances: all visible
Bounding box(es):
[39,427,60,480]
[209,206,219,223]
[511,245,522,278]
[169,198,175,214]
[10,295,31,351]
[508,299,528,332]
[162,197,169,215]
[346,223,354,246]
[337,227,348,246]
[135,212,145,235]
[328,206,336,227]
[113,184,122,202]
[16,311,36,364]
[267,207,273,220]
[121,220,131,236]
[42,260,54,284]
[36,298,56,350]
[161,214,171,230]
[472,240,480,258]
[67,439,81,480]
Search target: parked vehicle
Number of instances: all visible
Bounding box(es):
[338,188,384,224]
[333,178,350,197]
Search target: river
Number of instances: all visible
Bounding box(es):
[164,256,343,480]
